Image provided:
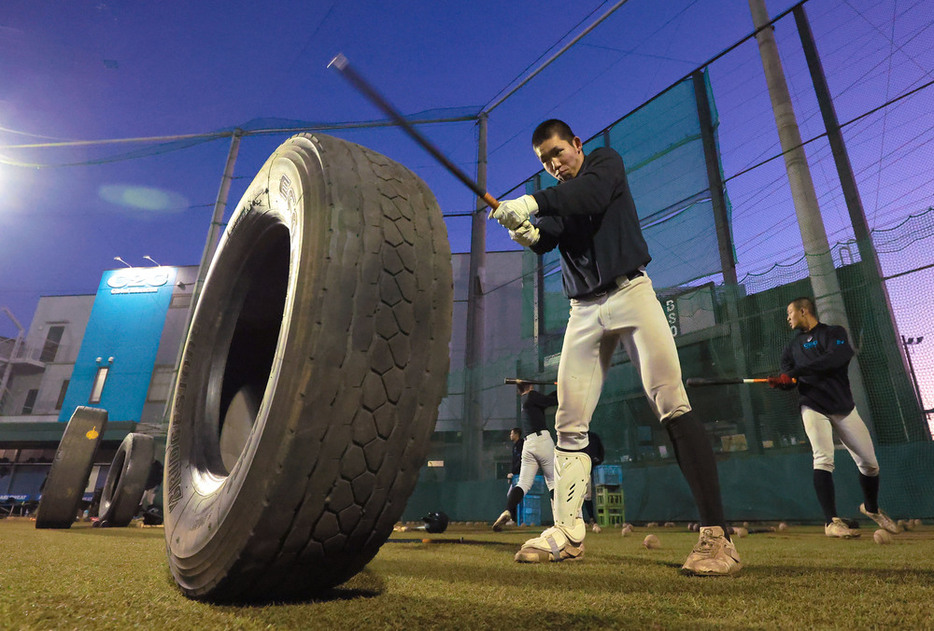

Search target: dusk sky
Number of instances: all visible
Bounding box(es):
[2,0,931,372]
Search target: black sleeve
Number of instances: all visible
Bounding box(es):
[531,149,624,217]
[779,342,795,374]
[787,326,854,378]
[527,390,558,409]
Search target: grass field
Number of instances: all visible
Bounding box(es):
[1,517,933,630]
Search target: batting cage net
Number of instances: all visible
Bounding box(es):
[404,0,934,525]
[1,0,929,528]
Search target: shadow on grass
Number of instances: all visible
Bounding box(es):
[60,524,166,539]
[168,568,387,608]
[738,564,934,581]
[386,537,518,548]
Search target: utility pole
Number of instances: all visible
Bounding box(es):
[748,0,873,425]
[794,4,925,441]
[160,129,242,428]
[462,114,488,479]
[692,70,760,452]
[901,336,925,411]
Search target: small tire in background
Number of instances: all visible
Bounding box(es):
[35,406,108,529]
[98,433,155,527]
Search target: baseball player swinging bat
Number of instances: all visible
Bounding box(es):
[504,378,557,386]
[685,377,796,387]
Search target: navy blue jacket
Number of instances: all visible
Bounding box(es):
[780,322,856,415]
[522,390,558,436]
[530,147,651,299]
[510,439,522,476]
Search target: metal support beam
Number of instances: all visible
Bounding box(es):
[794,5,926,441]
[462,114,488,479]
[160,130,242,428]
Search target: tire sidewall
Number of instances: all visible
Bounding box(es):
[36,407,108,529]
[99,432,155,526]
[165,140,327,560]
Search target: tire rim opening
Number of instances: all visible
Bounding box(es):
[209,222,290,476]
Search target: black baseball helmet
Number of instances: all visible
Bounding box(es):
[422,511,449,534]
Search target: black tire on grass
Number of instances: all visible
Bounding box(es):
[164,133,452,603]
[35,406,108,529]
[98,433,155,527]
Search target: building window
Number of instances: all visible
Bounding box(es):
[22,389,38,414]
[55,380,70,411]
[170,293,191,309]
[40,325,65,363]
[89,367,109,404]
[147,366,175,402]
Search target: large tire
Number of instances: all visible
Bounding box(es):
[164,133,452,602]
[98,433,155,527]
[35,406,108,529]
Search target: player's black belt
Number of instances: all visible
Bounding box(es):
[529,429,547,437]
[579,269,645,301]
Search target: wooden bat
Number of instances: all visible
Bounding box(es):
[686,377,772,387]
[329,54,499,212]
[504,378,557,385]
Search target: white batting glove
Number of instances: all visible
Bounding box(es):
[492,194,538,230]
[509,220,540,247]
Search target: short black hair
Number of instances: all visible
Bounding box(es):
[532,119,576,147]
[790,297,817,317]
[511,427,521,436]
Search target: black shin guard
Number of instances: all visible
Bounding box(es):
[665,412,727,535]
[813,469,837,524]
[859,473,880,514]
[506,486,525,522]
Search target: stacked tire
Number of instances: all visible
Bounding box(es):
[98,433,155,527]
[35,406,108,529]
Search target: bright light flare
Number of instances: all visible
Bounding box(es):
[99,184,188,213]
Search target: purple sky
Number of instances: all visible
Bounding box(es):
[2,0,931,362]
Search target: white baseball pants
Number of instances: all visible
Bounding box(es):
[555,273,691,451]
[516,430,556,493]
[801,405,880,476]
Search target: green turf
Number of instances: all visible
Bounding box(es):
[1,518,932,629]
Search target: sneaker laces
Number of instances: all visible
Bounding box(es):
[692,529,720,555]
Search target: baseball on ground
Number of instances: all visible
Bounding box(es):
[642,534,660,549]
[873,529,892,545]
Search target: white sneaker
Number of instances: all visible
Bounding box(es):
[859,504,900,534]
[825,517,860,538]
[681,526,742,576]
[492,510,512,532]
[591,522,602,533]
[515,526,585,563]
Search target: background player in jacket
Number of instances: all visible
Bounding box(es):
[774,297,899,537]
[491,119,740,575]
[507,427,523,491]
[492,383,557,531]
